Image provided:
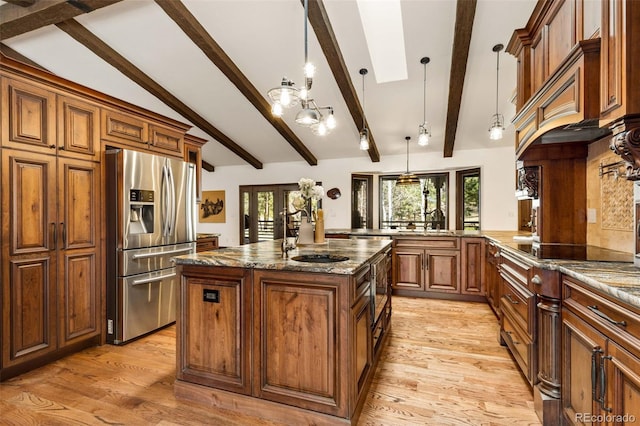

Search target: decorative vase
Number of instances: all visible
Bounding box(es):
[297,219,315,245]
[314,209,325,243]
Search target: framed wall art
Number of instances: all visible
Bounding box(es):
[200,190,226,223]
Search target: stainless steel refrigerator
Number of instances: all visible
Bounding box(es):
[106,148,196,344]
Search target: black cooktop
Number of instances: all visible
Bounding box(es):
[515,243,634,263]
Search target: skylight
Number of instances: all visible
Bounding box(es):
[356,0,408,83]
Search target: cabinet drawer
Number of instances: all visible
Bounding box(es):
[500,250,532,289]
[394,237,459,250]
[502,312,534,384]
[149,123,184,157]
[501,274,535,337]
[102,109,148,147]
[563,277,640,357]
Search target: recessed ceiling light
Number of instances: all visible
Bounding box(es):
[357,0,408,83]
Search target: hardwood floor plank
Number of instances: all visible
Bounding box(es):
[0,297,540,425]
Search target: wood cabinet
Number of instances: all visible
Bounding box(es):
[485,240,501,318]
[1,73,102,380]
[499,250,537,386]
[562,276,640,425]
[176,266,252,395]
[175,247,389,424]
[1,148,101,379]
[600,0,640,127]
[392,237,489,302]
[184,133,207,202]
[372,248,392,358]
[196,235,219,252]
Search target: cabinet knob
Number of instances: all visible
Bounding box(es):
[494,251,500,258]
[49,144,56,149]
[531,275,542,286]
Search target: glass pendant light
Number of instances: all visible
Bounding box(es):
[396,136,420,186]
[266,0,335,135]
[489,44,505,140]
[417,57,431,146]
[359,68,370,150]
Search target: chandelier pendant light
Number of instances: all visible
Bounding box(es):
[396,136,420,186]
[489,43,505,140]
[417,57,431,146]
[267,0,335,136]
[359,68,370,151]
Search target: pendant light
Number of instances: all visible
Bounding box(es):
[488,43,505,140]
[267,0,335,135]
[396,136,420,186]
[359,68,370,151]
[417,57,431,146]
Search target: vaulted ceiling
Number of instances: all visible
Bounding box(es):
[1,0,537,170]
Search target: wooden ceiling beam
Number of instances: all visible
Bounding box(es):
[0,0,121,40]
[4,0,36,7]
[306,0,380,163]
[56,18,264,169]
[443,0,477,158]
[155,0,318,166]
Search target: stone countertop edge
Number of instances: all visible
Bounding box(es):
[482,234,640,310]
[173,238,393,275]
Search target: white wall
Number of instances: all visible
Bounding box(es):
[197,145,518,247]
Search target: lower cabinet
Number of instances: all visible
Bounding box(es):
[485,240,501,317]
[392,237,462,298]
[562,276,640,425]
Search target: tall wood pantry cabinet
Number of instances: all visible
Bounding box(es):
[1,75,102,379]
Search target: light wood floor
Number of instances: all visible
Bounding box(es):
[1,298,541,425]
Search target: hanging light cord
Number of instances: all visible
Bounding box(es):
[405,138,410,173]
[362,73,366,129]
[494,48,500,116]
[303,0,309,66]
[422,62,427,123]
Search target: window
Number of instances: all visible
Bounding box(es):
[379,173,448,230]
[351,174,373,228]
[456,168,481,230]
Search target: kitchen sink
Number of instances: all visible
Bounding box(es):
[291,254,349,263]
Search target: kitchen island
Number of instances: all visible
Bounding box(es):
[172,238,393,425]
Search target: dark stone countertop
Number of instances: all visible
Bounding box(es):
[173,238,392,275]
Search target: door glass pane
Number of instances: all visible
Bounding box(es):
[352,178,368,228]
[242,191,250,244]
[462,175,480,230]
[257,191,275,241]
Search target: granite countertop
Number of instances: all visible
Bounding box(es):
[327,229,640,309]
[174,238,393,275]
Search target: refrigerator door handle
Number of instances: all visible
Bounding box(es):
[168,162,176,235]
[131,247,193,259]
[162,163,170,236]
[132,272,177,286]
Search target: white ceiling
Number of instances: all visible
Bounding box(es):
[2,0,537,169]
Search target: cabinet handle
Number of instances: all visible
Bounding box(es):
[591,348,602,402]
[588,305,627,327]
[531,275,542,286]
[599,355,612,413]
[60,223,66,247]
[609,95,616,103]
[58,145,64,150]
[49,144,56,149]
[505,331,520,345]
[506,294,519,305]
[51,222,57,248]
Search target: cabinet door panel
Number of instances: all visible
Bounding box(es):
[461,238,485,295]
[1,78,56,154]
[59,251,98,343]
[393,248,424,290]
[57,95,100,161]
[59,159,99,249]
[3,257,57,366]
[607,342,640,422]
[426,250,459,293]
[562,310,605,425]
[3,151,57,255]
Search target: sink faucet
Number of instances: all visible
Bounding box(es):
[281,209,296,257]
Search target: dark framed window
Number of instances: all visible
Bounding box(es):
[379,173,448,230]
[456,168,481,230]
[351,174,373,229]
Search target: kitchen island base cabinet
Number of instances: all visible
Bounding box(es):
[175,258,386,425]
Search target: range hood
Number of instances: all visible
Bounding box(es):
[536,119,611,145]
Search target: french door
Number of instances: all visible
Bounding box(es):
[239,184,298,244]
